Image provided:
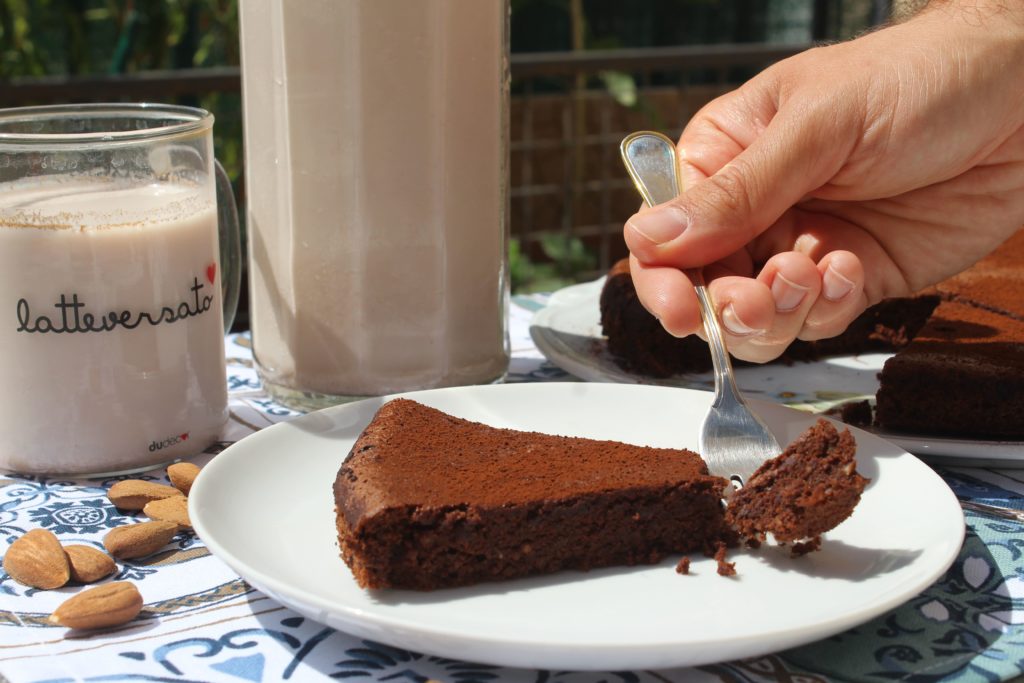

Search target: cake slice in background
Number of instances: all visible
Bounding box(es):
[599,258,715,377]
[874,301,1024,438]
[599,258,938,377]
[598,228,1024,439]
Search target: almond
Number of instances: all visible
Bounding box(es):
[107,480,184,511]
[49,581,143,629]
[103,521,178,560]
[167,462,200,496]
[143,496,191,528]
[2,528,70,589]
[64,545,116,584]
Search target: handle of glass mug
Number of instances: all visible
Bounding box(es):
[214,159,242,333]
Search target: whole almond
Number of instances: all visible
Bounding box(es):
[2,528,70,589]
[167,462,200,496]
[64,545,116,584]
[49,581,143,629]
[143,496,191,528]
[103,521,178,560]
[107,480,183,511]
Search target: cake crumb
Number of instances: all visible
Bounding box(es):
[823,400,873,428]
[675,557,691,575]
[869,322,909,347]
[714,542,737,577]
[790,536,822,557]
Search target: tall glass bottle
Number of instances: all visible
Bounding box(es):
[239,0,510,409]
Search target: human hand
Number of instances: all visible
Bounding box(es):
[623,0,1024,363]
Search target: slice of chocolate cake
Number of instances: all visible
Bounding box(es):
[334,398,733,590]
[725,419,867,545]
[599,258,937,377]
[599,259,713,377]
[875,301,1024,438]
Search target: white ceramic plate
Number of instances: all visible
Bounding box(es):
[869,428,1024,467]
[190,382,964,671]
[530,278,1024,465]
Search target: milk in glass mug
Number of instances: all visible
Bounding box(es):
[0,104,241,475]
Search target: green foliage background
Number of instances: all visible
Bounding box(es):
[1,0,237,76]
[1,0,244,204]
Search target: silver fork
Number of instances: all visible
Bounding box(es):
[620,130,781,485]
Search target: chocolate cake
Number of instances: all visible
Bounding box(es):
[599,228,1024,438]
[599,258,713,377]
[726,419,867,544]
[333,398,733,590]
[599,258,938,377]
[335,402,869,590]
[875,301,1024,438]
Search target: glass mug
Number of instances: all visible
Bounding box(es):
[0,103,241,476]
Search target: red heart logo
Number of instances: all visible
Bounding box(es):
[180,433,189,441]
[206,263,217,285]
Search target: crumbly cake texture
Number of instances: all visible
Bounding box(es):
[333,398,733,591]
[600,228,1024,438]
[725,419,867,545]
[713,541,737,577]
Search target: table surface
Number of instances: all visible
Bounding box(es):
[3,293,1024,683]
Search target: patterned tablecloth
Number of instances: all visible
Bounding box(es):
[3,294,1024,683]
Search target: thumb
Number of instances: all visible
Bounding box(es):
[624,109,850,269]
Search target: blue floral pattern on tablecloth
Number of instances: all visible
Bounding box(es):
[2,295,1023,683]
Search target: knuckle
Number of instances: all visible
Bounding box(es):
[728,335,788,364]
[797,315,844,342]
[701,162,760,236]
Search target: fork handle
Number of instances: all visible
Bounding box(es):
[689,269,744,410]
[619,131,745,408]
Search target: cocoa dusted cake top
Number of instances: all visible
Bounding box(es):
[935,229,1024,319]
[902,301,1024,364]
[937,272,1024,321]
[335,398,721,527]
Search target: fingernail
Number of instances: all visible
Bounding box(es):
[771,273,810,312]
[823,265,855,302]
[720,303,763,337]
[626,207,686,246]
